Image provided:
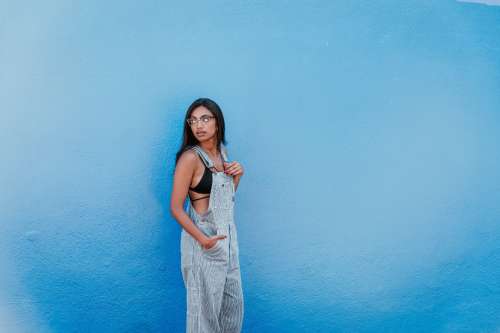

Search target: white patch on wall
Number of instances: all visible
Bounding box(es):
[457,0,500,5]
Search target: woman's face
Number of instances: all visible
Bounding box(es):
[189,106,217,142]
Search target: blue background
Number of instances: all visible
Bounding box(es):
[1,1,500,332]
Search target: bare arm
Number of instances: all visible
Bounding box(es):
[169,151,213,247]
[170,151,227,249]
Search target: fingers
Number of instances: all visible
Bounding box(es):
[223,162,236,171]
[229,168,243,176]
[217,235,227,240]
[224,162,243,175]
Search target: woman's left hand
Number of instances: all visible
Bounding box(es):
[223,161,244,178]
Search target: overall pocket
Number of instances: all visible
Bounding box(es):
[196,218,223,255]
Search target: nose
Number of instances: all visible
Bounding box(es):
[196,121,206,129]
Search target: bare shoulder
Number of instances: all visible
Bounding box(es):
[176,148,199,171]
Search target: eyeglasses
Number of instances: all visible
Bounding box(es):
[186,115,215,126]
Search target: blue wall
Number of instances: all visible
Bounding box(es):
[2,1,500,332]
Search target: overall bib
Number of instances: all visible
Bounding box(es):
[180,143,244,333]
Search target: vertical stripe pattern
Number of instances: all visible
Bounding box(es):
[180,143,244,332]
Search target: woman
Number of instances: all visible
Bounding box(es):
[170,97,244,333]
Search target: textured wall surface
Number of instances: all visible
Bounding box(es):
[2,1,500,332]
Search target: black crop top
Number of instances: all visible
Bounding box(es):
[189,158,212,194]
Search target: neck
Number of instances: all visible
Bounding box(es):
[198,138,219,156]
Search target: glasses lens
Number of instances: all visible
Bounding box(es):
[187,116,212,126]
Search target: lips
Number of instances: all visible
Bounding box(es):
[197,132,206,136]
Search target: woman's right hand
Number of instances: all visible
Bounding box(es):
[201,235,227,250]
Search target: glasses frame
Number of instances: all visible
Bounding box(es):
[186,115,215,126]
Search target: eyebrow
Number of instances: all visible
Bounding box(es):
[190,114,212,119]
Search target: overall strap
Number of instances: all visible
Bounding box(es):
[191,142,229,169]
[191,145,214,169]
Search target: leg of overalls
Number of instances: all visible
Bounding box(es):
[181,229,202,332]
[218,223,244,332]
[197,246,227,332]
[183,241,228,332]
[181,222,227,333]
[218,267,244,332]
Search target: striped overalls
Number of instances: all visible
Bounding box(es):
[180,143,244,333]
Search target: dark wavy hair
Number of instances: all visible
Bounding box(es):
[175,97,227,165]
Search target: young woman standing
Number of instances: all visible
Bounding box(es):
[170,98,244,332]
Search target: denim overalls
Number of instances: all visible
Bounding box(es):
[180,143,244,333]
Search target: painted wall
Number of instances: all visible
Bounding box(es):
[2,1,499,332]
